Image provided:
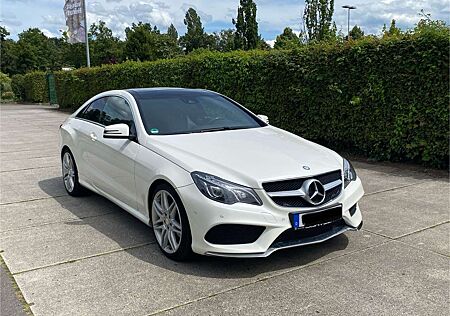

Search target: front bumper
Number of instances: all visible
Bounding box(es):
[176,177,364,257]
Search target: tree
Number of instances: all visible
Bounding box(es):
[349,25,364,40]
[303,0,335,42]
[0,26,10,41]
[233,0,259,50]
[274,27,301,49]
[125,22,156,61]
[382,19,402,38]
[179,8,209,52]
[89,21,122,65]
[0,26,18,75]
[13,28,63,73]
[0,71,12,95]
[415,10,448,35]
[124,22,180,61]
[211,29,236,52]
[258,39,272,50]
[62,42,87,68]
[167,24,178,41]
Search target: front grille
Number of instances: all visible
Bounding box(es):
[204,224,265,245]
[272,219,346,247]
[263,170,342,207]
[324,185,341,204]
[272,196,310,207]
[263,170,341,192]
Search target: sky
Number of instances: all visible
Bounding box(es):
[1,0,449,43]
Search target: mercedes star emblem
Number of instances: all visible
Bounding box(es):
[301,179,326,205]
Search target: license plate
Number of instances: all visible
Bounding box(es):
[290,205,342,229]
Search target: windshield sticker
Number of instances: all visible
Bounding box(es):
[150,128,159,134]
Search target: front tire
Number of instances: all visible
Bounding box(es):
[61,149,85,197]
[150,183,193,261]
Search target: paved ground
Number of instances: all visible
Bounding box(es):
[0,103,448,316]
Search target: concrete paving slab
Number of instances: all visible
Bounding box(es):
[0,149,59,162]
[354,162,433,195]
[14,231,386,316]
[0,211,153,274]
[0,194,121,232]
[398,222,450,257]
[0,129,59,139]
[359,181,449,238]
[0,142,59,154]
[0,170,65,204]
[0,124,60,133]
[0,155,59,172]
[0,129,56,138]
[163,241,449,316]
[0,141,58,151]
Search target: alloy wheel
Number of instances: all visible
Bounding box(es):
[151,190,183,254]
[62,152,75,193]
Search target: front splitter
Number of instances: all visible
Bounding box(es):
[205,225,358,258]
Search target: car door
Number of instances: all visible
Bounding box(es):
[73,97,108,185]
[88,95,139,210]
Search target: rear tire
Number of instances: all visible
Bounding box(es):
[150,183,193,261]
[61,149,86,197]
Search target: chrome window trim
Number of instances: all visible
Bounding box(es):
[74,94,137,128]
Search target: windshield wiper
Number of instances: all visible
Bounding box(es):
[196,126,249,133]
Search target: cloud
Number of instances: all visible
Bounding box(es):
[179,3,213,25]
[2,0,449,41]
[41,28,58,38]
[41,15,66,27]
[266,39,275,48]
[333,0,450,35]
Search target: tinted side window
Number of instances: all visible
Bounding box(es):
[78,98,106,124]
[101,96,134,127]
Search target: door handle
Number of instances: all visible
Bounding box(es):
[90,132,97,142]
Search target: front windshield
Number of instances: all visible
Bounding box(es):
[135,92,264,135]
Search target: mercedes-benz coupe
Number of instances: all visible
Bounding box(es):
[60,88,364,260]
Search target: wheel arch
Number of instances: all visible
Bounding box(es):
[61,145,71,157]
[146,177,192,227]
[147,178,174,213]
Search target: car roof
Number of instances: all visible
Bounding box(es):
[126,88,217,99]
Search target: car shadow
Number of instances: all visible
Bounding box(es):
[39,177,350,279]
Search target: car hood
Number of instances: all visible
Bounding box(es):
[143,126,343,188]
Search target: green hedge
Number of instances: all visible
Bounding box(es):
[15,72,49,103]
[11,74,25,100]
[15,31,450,168]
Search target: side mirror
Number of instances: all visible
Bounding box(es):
[103,123,130,139]
[257,114,269,124]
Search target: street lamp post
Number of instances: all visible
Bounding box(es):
[342,5,356,40]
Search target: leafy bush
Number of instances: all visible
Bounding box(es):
[1,91,15,100]
[15,30,449,167]
[11,74,25,100]
[22,71,49,103]
[0,72,12,94]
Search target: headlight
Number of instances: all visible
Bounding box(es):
[343,158,357,188]
[191,172,262,205]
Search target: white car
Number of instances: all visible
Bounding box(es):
[60,88,364,260]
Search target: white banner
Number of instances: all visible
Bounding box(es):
[64,0,86,43]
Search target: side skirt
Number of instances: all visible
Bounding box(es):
[79,179,150,226]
